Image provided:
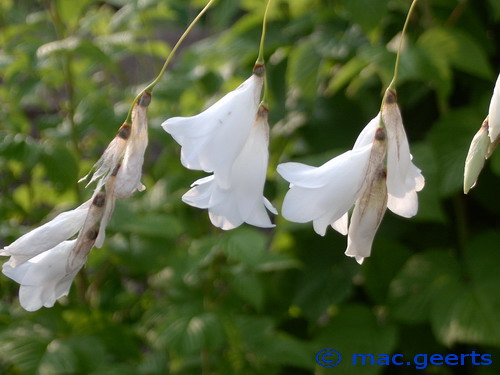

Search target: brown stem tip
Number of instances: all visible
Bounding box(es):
[117,124,131,140]
[253,63,265,77]
[139,91,152,107]
[385,89,397,104]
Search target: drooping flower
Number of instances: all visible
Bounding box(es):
[81,92,151,199]
[162,65,276,229]
[3,240,80,311]
[78,92,151,246]
[162,65,265,189]
[488,74,500,143]
[1,192,106,311]
[0,200,91,267]
[382,90,425,217]
[463,73,500,193]
[278,89,424,264]
[182,105,277,230]
[464,120,490,194]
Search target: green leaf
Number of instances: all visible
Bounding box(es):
[38,340,78,375]
[222,227,267,268]
[315,305,398,375]
[230,315,313,370]
[410,143,447,223]
[227,268,265,310]
[431,233,500,347]
[343,0,388,33]
[40,143,79,193]
[287,39,322,101]
[488,0,500,20]
[389,250,461,323]
[120,213,183,239]
[362,239,412,304]
[293,252,356,321]
[326,58,368,95]
[158,312,225,354]
[418,27,494,80]
[428,108,484,196]
[0,327,51,375]
[56,0,97,29]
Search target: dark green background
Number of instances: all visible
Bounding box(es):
[0,0,499,373]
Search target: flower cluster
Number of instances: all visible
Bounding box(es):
[464,73,500,193]
[1,93,151,311]
[278,89,424,264]
[162,64,277,230]
[1,194,104,311]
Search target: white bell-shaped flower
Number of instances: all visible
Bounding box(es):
[278,115,379,237]
[463,74,500,193]
[382,90,425,218]
[2,240,83,311]
[0,200,91,267]
[2,192,106,311]
[162,66,264,188]
[278,90,424,264]
[182,106,277,230]
[488,73,500,143]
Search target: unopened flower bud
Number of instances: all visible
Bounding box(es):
[464,121,490,194]
[488,74,500,143]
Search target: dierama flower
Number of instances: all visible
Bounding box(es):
[0,200,91,267]
[162,65,265,188]
[1,90,151,311]
[464,120,490,194]
[80,92,151,246]
[488,74,500,143]
[114,93,150,199]
[162,65,276,229]
[182,105,277,230]
[81,92,151,199]
[464,73,500,193]
[1,192,106,311]
[278,89,424,264]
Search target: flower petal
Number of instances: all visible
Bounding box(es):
[79,123,130,191]
[331,213,348,236]
[114,96,149,199]
[488,74,500,142]
[95,181,117,248]
[352,114,380,150]
[162,74,263,188]
[2,240,79,311]
[279,144,372,233]
[345,166,388,265]
[464,121,490,193]
[382,92,425,218]
[0,200,91,267]
[183,108,275,230]
[67,192,106,271]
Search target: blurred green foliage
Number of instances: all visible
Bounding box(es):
[0,0,499,374]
